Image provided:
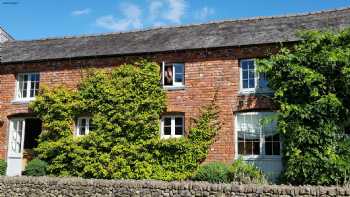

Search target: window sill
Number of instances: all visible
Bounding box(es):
[236,155,282,161]
[163,85,186,91]
[239,90,274,96]
[160,135,184,139]
[11,98,36,104]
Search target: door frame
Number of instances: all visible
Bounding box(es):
[6,118,26,176]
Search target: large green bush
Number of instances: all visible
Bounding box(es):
[0,160,6,176]
[30,61,220,180]
[258,28,350,185]
[228,159,267,184]
[24,159,48,176]
[192,162,230,183]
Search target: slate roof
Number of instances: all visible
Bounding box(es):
[1,7,350,63]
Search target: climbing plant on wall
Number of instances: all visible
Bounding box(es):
[258,28,350,185]
[30,60,220,180]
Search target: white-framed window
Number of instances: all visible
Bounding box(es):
[16,73,40,100]
[160,114,184,139]
[236,112,280,158]
[75,117,92,136]
[240,59,270,94]
[161,62,184,88]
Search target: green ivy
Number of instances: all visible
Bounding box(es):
[30,60,220,180]
[258,28,350,185]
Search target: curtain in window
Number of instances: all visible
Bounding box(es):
[164,65,173,85]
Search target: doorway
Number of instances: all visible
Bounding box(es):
[6,118,42,176]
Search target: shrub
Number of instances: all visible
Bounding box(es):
[258,28,350,185]
[0,160,7,176]
[24,159,48,176]
[192,162,229,183]
[228,159,267,184]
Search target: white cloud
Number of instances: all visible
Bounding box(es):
[195,7,215,20]
[164,0,186,23]
[149,0,163,20]
[95,0,189,31]
[72,8,91,16]
[95,3,142,32]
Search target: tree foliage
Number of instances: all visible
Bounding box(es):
[30,60,220,180]
[258,29,350,185]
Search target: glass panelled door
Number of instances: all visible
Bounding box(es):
[7,119,25,176]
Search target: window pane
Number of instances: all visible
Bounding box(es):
[248,61,255,69]
[243,70,248,79]
[18,81,23,98]
[30,90,35,97]
[164,65,173,85]
[174,64,184,73]
[164,127,171,135]
[30,74,36,81]
[265,142,272,155]
[174,64,184,83]
[36,74,40,81]
[81,118,86,127]
[273,134,280,141]
[175,74,183,83]
[245,141,253,155]
[243,139,260,155]
[34,82,39,97]
[164,118,171,126]
[238,140,245,155]
[175,117,183,135]
[253,141,260,155]
[249,70,255,79]
[243,80,248,89]
[265,135,272,142]
[30,81,35,97]
[22,81,27,98]
[80,127,86,135]
[241,61,248,69]
[175,126,183,135]
[273,142,280,155]
[249,79,255,88]
[175,117,183,126]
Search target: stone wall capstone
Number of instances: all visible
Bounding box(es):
[0,177,348,196]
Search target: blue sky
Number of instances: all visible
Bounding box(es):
[0,0,349,40]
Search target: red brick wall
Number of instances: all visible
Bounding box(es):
[0,44,280,163]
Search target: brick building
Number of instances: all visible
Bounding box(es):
[0,8,350,177]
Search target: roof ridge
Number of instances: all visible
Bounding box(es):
[7,6,350,43]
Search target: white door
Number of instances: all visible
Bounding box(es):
[6,119,25,176]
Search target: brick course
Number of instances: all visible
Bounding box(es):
[0,44,280,163]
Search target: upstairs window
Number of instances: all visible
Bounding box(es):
[161,114,184,139]
[16,73,40,100]
[75,117,92,136]
[240,59,270,94]
[236,112,280,157]
[162,62,184,87]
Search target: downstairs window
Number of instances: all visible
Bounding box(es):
[75,117,92,136]
[236,112,280,157]
[160,114,184,139]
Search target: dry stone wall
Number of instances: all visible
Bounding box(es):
[0,177,348,196]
